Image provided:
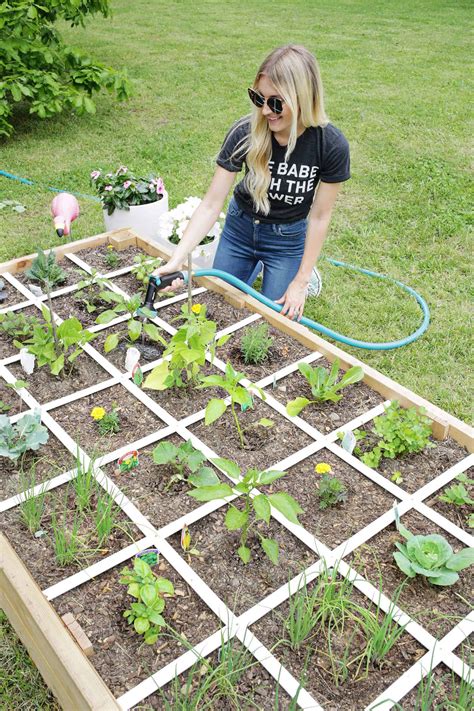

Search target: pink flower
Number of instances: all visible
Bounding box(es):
[90,170,101,180]
[123,180,132,189]
[104,185,113,191]
[155,177,165,194]
[116,165,128,175]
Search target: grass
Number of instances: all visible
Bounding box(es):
[0,0,472,706]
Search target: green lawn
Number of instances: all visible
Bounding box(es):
[0,1,472,703]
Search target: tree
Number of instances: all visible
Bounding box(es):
[0,0,130,137]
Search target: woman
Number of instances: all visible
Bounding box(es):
[155,44,350,321]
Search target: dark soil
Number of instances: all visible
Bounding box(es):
[0,433,75,501]
[189,397,314,471]
[136,640,290,710]
[73,245,146,272]
[217,322,312,383]
[51,289,110,329]
[0,378,22,416]
[157,290,249,332]
[268,356,384,434]
[259,448,397,550]
[250,577,426,711]
[168,504,316,615]
[9,351,111,404]
[0,305,45,360]
[399,662,471,709]
[425,466,474,533]
[104,433,225,530]
[0,282,29,309]
[52,558,221,698]
[109,271,145,298]
[1,485,140,590]
[354,427,470,494]
[50,383,167,457]
[92,324,166,372]
[348,509,474,638]
[143,362,229,420]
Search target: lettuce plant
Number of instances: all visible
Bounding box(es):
[393,519,474,586]
[0,411,49,461]
[189,458,303,565]
[286,359,364,417]
[119,557,174,644]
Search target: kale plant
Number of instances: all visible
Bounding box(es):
[286,359,364,416]
[0,411,49,461]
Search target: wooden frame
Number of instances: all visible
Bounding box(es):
[1,229,472,710]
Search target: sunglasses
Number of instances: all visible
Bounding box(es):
[248,87,284,115]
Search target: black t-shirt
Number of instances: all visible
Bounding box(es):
[216,117,350,223]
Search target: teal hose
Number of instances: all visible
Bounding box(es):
[192,262,430,351]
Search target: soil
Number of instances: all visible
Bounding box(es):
[134,640,290,710]
[267,356,384,434]
[258,448,397,550]
[0,282,30,309]
[425,466,474,534]
[399,662,470,709]
[104,433,226,530]
[143,361,229,421]
[0,378,22,416]
[1,484,140,590]
[188,397,314,471]
[353,427,470,494]
[0,305,45,360]
[52,558,221,698]
[250,577,426,711]
[91,324,166,372]
[51,289,111,329]
[50,383,167,457]
[454,632,473,668]
[73,245,146,272]
[348,509,474,638]
[110,271,147,298]
[168,504,316,615]
[217,322,312,384]
[158,290,250,332]
[9,351,111,404]
[0,432,75,501]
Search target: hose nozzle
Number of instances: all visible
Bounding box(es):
[137,271,188,319]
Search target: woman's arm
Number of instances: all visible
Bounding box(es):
[155,167,237,277]
[275,181,342,320]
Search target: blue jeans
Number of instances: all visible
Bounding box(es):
[212,198,307,301]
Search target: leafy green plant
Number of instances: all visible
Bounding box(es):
[25,248,67,289]
[286,359,364,416]
[74,270,112,314]
[316,474,348,509]
[0,0,130,139]
[1,380,28,415]
[439,473,474,507]
[0,411,49,461]
[92,405,121,436]
[95,290,167,353]
[104,247,120,270]
[0,311,42,343]
[393,516,474,586]
[152,439,219,491]
[468,513,474,529]
[197,361,269,448]
[91,167,164,215]
[143,303,228,390]
[239,322,274,365]
[0,400,10,414]
[119,557,174,644]
[130,254,163,288]
[20,311,95,376]
[189,458,303,565]
[356,401,434,469]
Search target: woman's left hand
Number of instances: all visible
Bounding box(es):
[274,279,307,321]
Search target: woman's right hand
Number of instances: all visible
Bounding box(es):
[151,260,186,292]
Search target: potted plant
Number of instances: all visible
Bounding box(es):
[90,166,169,238]
[156,196,224,267]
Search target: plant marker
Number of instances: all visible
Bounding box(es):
[20,348,35,375]
[125,347,140,372]
[118,450,139,473]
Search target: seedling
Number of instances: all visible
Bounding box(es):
[0,410,49,461]
[95,291,167,353]
[286,359,364,416]
[180,524,201,558]
[356,401,434,469]
[131,254,162,289]
[316,474,348,509]
[0,311,42,344]
[74,270,112,314]
[72,455,97,512]
[50,507,82,566]
[198,361,267,448]
[90,404,121,436]
[393,512,474,585]
[104,246,120,269]
[439,473,474,507]
[94,489,121,545]
[119,556,175,644]
[143,303,229,390]
[189,458,303,565]
[18,466,47,534]
[3,379,28,414]
[152,439,219,491]
[239,322,274,364]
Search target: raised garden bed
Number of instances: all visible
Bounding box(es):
[1,229,472,710]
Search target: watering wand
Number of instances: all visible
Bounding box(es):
[137,271,188,319]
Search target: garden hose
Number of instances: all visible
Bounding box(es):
[141,263,430,351]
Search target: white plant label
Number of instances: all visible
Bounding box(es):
[340,430,357,455]
[20,348,35,374]
[125,347,141,372]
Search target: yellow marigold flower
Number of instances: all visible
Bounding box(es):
[191,303,202,314]
[90,406,106,420]
[107,244,113,249]
[315,462,332,474]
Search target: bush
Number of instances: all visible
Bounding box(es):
[0,0,130,138]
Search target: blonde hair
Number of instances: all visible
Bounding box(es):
[244,45,328,215]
